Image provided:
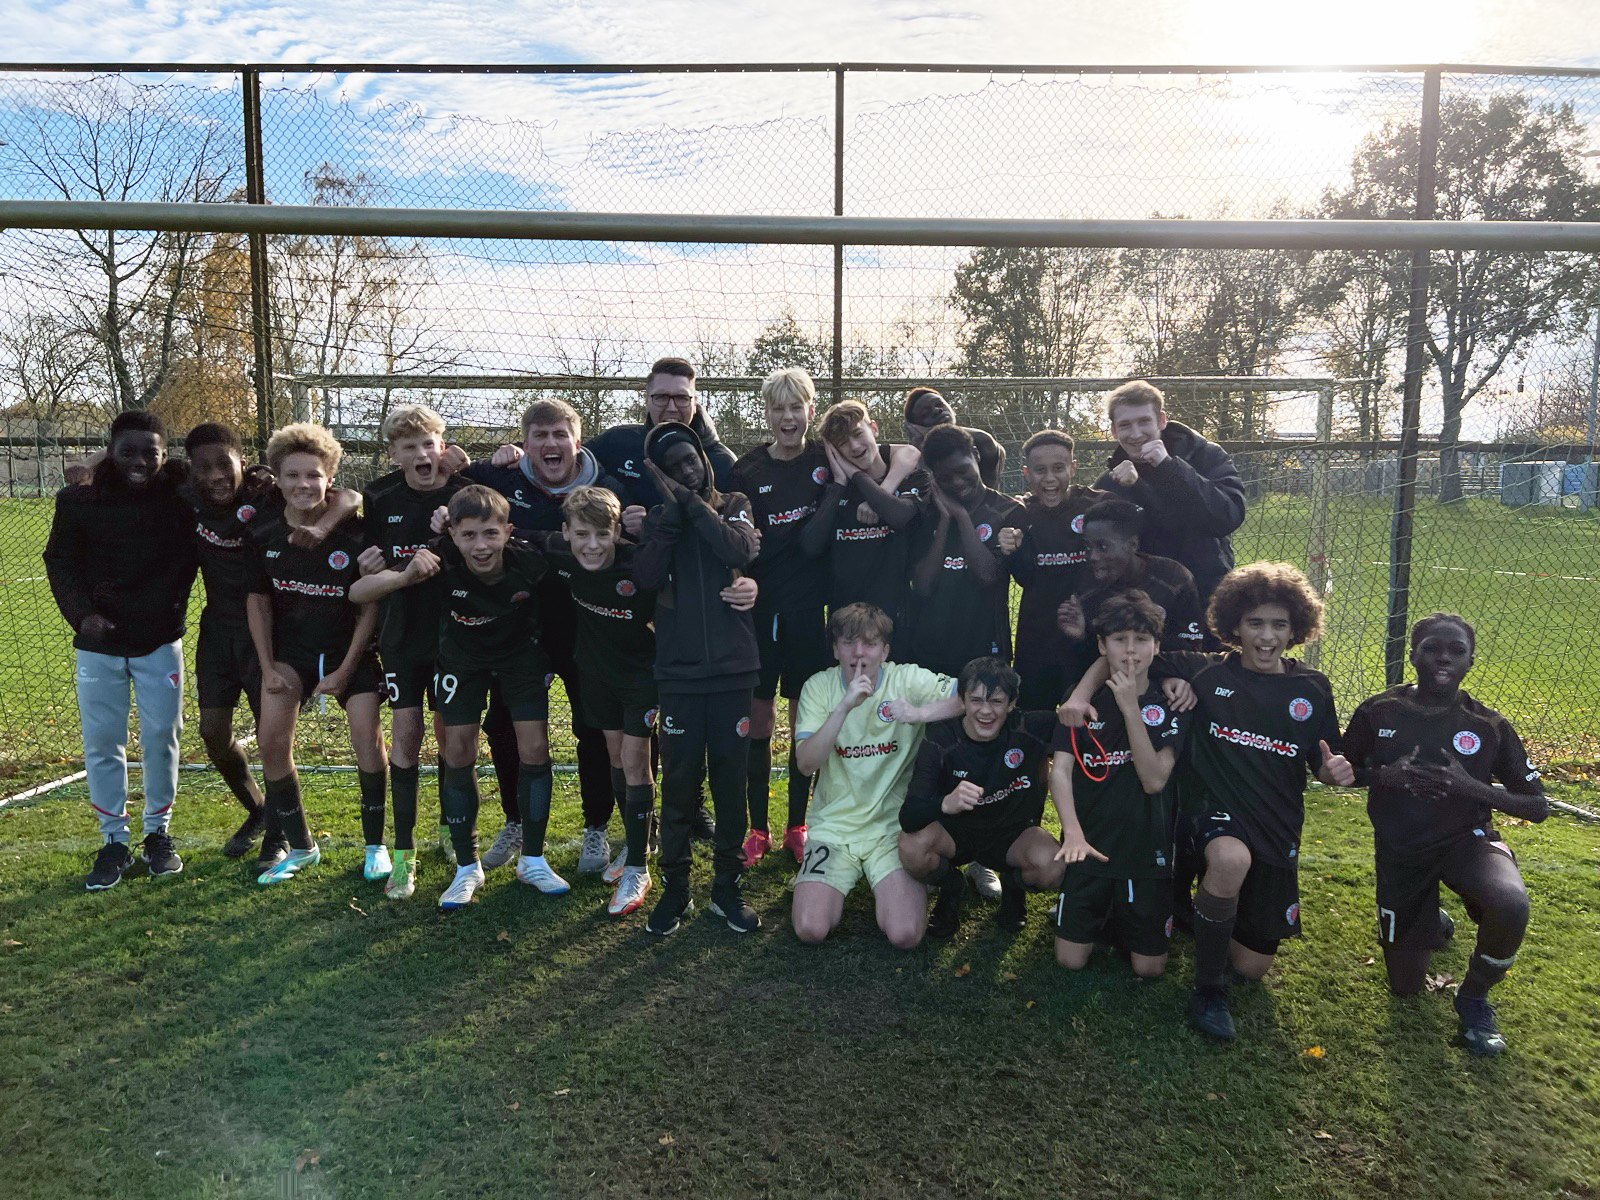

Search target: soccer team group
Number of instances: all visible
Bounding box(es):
[42,362,1549,1052]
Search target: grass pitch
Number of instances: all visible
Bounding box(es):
[1,772,1597,1199]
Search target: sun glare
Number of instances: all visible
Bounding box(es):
[1185,0,1481,65]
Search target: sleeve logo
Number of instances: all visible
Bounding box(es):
[877,701,896,723]
[327,550,350,570]
[1452,730,1482,755]
[1004,747,1024,768]
[975,523,993,541]
[812,466,829,485]
[1071,513,1085,533]
[617,579,636,597]
[1288,697,1313,721]
[1141,704,1166,726]
[235,503,256,523]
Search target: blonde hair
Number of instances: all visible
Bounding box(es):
[562,485,621,531]
[265,422,343,474]
[522,398,582,440]
[818,399,872,448]
[382,404,446,445]
[761,367,817,412]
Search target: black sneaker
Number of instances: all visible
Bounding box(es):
[927,875,964,939]
[85,841,133,891]
[691,803,716,843]
[996,878,1027,933]
[1432,907,1456,950]
[256,829,290,871]
[1454,993,1507,1057]
[646,883,694,937]
[141,830,183,878]
[1188,987,1236,1041]
[222,809,266,859]
[709,876,761,934]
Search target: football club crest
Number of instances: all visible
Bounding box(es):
[877,701,896,723]
[736,716,751,737]
[1071,513,1085,534]
[327,550,350,570]
[644,707,659,730]
[1288,697,1313,722]
[812,466,829,485]
[1453,730,1482,755]
[1286,902,1301,925]
[975,523,993,541]
[1141,704,1165,727]
[617,579,636,597]
[235,503,256,523]
[1164,916,1174,938]
[167,672,181,688]
[1004,747,1024,768]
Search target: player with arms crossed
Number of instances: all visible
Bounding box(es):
[791,603,958,949]
[357,405,471,897]
[1049,591,1184,978]
[898,657,1066,939]
[246,424,387,886]
[1342,613,1547,1056]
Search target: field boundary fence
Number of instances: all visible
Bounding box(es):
[2,60,1599,774]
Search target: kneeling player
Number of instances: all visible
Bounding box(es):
[1048,592,1184,977]
[791,603,958,949]
[1343,613,1547,1056]
[353,485,566,909]
[898,657,1064,938]
[246,423,387,885]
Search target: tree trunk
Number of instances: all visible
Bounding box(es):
[1438,386,1465,505]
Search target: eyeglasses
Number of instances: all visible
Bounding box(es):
[647,392,695,403]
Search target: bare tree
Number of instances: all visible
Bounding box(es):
[0,311,107,424]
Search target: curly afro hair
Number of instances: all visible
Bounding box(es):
[1205,561,1324,650]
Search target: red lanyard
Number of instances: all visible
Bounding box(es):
[1071,724,1110,783]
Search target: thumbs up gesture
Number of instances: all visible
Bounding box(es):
[1318,739,1354,787]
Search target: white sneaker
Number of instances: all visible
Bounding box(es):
[516,854,571,895]
[364,844,392,880]
[437,823,453,858]
[577,826,610,873]
[439,861,486,911]
[481,821,523,870]
[608,866,652,916]
[967,862,1002,900]
[257,844,321,885]
[602,843,630,885]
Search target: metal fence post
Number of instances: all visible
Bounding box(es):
[1304,385,1335,669]
[832,67,845,405]
[242,68,274,453]
[1385,67,1441,686]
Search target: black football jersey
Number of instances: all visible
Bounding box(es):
[361,469,469,660]
[906,486,1026,671]
[542,540,657,681]
[247,510,372,662]
[1079,553,1205,652]
[1009,488,1107,666]
[1343,685,1542,860]
[819,455,931,625]
[430,538,549,671]
[732,440,832,613]
[903,710,1059,837]
[1050,680,1185,878]
[193,476,280,634]
[1161,652,1343,867]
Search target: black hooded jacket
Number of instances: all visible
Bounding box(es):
[632,422,760,692]
[588,405,736,511]
[1092,419,1246,601]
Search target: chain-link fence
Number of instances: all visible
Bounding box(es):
[2,64,1598,775]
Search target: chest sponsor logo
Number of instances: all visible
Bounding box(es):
[975,523,993,541]
[452,589,469,598]
[953,769,969,778]
[327,550,350,570]
[1209,721,1299,758]
[266,549,280,558]
[235,503,256,523]
[388,514,404,523]
[577,596,633,620]
[1087,720,1105,731]
[759,484,773,493]
[838,525,889,542]
[836,740,898,760]
[196,522,243,549]
[1213,687,1233,697]
[1141,704,1166,727]
[976,775,1032,806]
[1379,728,1397,737]
[1004,747,1024,768]
[617,579,636,597]
[1035,550,1085,567]
[812,466,829,485]
[1453,730,1482,755]
[1071,513,1085,534]
[769,504,815,527]
[877,701,896,723]
[1288,697,1313,721]
[943,556,967,570]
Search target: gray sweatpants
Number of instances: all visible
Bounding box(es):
[75,642,184,843]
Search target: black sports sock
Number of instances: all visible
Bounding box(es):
[784,744,810,829]
[213,740,263,814]
[609,765,628,830]
[624,782,654,868]
[358,768,387,846]
[747,735,772,833]
[1192,885,1239,991]
[264,772,311,851]
[1001,865,1027,893]
[928,858,962,889]
[519,761,554,856]
[438,764,480,866]
[1460,949,1516,998]
[390,764,420,852]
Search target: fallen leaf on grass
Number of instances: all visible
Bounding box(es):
[348,899,369,917]
[1302,1045,1326,1059]
[953,964,971,977]
[376,1052,389,1061]
[508,1101,520,1112]
[1314,1131,1334,1140]
[1206,1092,1220,1101]
[1359,956,1376,966]
[553,1088,570,1096]
[497,931,512,942]
[105,1057,121,1064]
[294,1149,321,1171]
[658,1134,675,1146]
[2,939,22,948]
[1425,973,1457,993]
[1025,1000,1035,1009]
[1001,971,1018,982]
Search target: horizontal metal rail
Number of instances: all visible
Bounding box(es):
[7,201,1600,251]
[278,373,1358,391]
